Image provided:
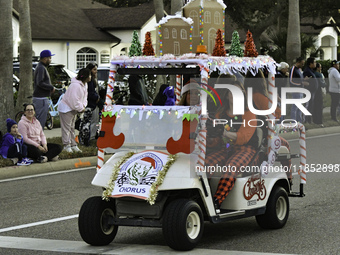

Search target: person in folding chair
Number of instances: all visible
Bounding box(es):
[205,78,260,210]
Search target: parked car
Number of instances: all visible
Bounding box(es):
[13,62,76,88]
[97,66,110,88]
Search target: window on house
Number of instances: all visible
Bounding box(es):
[76,47,97,69]
[214,12,221,24]
[101,51,110,64]
[190,10,199,37]
[181,29,187,40]
[204,11,211,23]
[164,28,169,39]
[174,41,180,55]
[172,28,177,39]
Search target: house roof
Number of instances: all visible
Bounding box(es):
[300,17,340,35]
[13,0,120,42]
[84,1,165,30]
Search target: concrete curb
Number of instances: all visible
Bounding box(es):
[0,154,112,180]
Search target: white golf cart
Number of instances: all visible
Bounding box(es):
[78,54,306,251]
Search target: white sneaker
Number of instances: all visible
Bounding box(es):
[63,145,73,153]
[71,145,82,153]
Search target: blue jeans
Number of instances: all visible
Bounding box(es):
[290,92,304,123]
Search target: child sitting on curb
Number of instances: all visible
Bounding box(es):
[0,119,32,166]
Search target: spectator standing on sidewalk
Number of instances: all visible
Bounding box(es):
[276,62,289,98]
[289,57,309,123]
[0,119,31,165]
[328,60,340,123]
[18,104,62,163]
[303,57,318,124]
[313,63,326,127]
[78,63,100,146]
[58,68,91,153]
[33,50,55,128]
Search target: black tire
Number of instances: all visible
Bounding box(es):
[15,111,24,123]
[78,196,118,246]
[45,112,53,130]
[256,186,289,229]
[162,199,204,251]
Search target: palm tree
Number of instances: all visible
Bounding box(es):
[286,0,301,65]
[0,0,15,135]
[16,0,33,112]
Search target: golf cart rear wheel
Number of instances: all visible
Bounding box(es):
[256,186,289,229]
[162,199,204,251]
[78,196,118,246]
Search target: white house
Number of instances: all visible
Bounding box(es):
[12,0,165,72]
[300,17,340,60]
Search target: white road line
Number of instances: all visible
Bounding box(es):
[0,214,78,233]
[0,236,294,255]
[0,167,94,183]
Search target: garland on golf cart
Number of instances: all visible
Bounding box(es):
[102,151,177,205]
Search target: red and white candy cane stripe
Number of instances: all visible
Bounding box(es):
[297,123,306,184]
[105,64,117,107]
[97,148,105,171]
[175,75,181,105]
[277,122,307,184]
[196,70,209,173]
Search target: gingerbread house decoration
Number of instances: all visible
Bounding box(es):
[157,0,226,55]
[157,14,193,56]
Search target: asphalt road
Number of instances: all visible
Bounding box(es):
[0,133,339,254]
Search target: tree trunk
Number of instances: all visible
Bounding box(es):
[16,0,33,113]
[286,0,301,66]
[0,0,15,135]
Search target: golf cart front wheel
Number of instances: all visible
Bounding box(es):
[256,186,289,229]
[162,199,204,251]
[78,196,118,246]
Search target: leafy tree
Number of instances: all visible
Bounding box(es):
[224,0,287,49]
[143,32,155,56]
[229,30,243,57]
[212,29,226,57]
[129,30,142,57]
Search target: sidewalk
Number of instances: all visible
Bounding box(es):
[1,125,340,180]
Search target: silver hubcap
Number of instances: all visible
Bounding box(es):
[101,208,114,235]
[186,211,201,239]
[276,196,287,221]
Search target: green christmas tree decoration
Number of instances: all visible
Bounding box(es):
[229,30,243,57]
[129,30,142,57]
[143,32,155,56]
[212,29,226,57]
[244,30,258,57]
